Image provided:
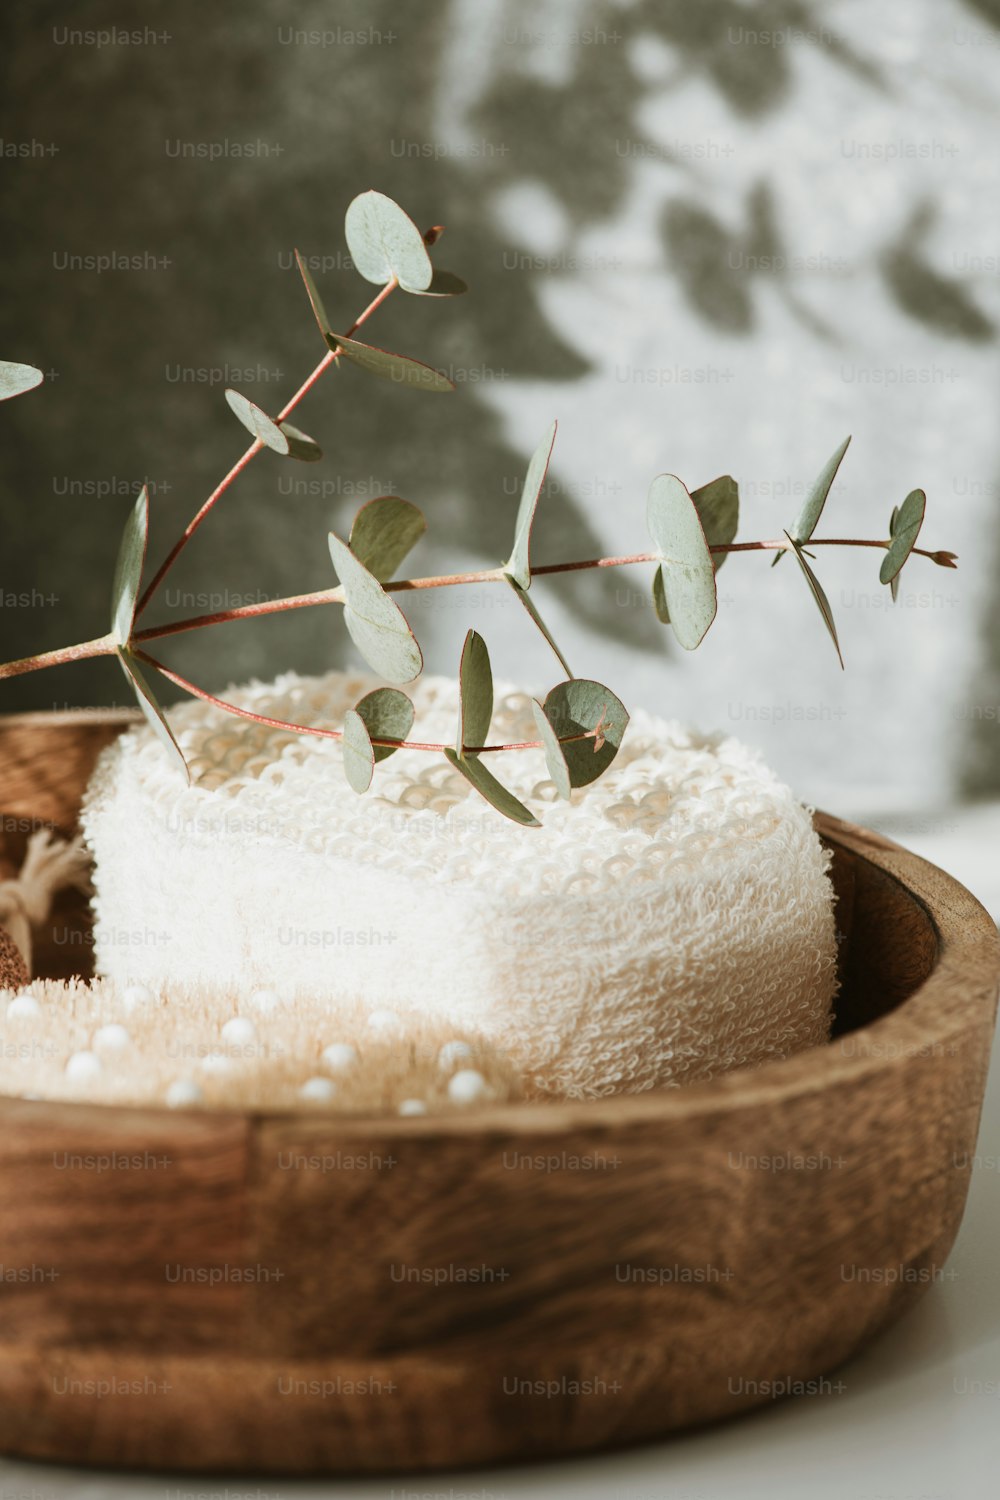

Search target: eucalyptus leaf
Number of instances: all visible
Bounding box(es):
[295,250,331,334]
[530,700,571,800]
[540,679,629,789]
[278,422,323,463]
[325,332,454,392]
[887,505,901,603]
[880,489,926,586]
[691,474,739,570]
[651,565,670,625]
[443,747,540,827]
[117,650,189,781]
[774,435,852,564]
[0,360,44,401]
[783,532,844,669]
[504,421,557,590]
[410,269,469,298]
[342,709,376,793]
[349,495,426,582]
[344,190,433,293]
[457,630,493,756]
[225,388,290,454]
[506,577,573,678]
[646,473,718,650]
[353,686,415,762]
[328,531,423,684]
[110,486,149,645]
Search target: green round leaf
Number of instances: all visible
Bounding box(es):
[344,190,433,293]
[110,487,149,645]
[505,421,557,590]
[443,747,540,827]
[277,422,322,463]
[117,650,189,782]
[691,474,739,571]
[457,630,493,756]
[328,532,423,684]
[410,269,468,298]
[354,687,415,763]
[646,474,717,650]
[349,496,426,582]
[880,489,926,586]
[342,709,376,793]
[225,389,290,454]
[325,332,454,393]
[541,680,629,789]
[0,360,44,401]
[530,700,571,801]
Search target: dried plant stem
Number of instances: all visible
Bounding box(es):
[134,277,400,619]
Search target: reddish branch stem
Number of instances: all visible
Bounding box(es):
[134,276,400,618]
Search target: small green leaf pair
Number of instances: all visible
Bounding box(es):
[344,190,467,298]
[442,628,629,826]
[224,388,322,460]
[880,489,927,602]
[648,473,739,649]
[297,252,454,392]
[328,494,428,686]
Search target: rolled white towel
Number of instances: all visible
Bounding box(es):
[80,669,838,1099]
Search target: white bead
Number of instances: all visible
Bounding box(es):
[249,989,282,1014]
[322,1043,358,1072]
[65,1051,102,1083]
[166,1078,204,1108]
[221,1017,256,1045]
[447,1069,491,1105]
[299,1076,336,1102]
[367,1008,401,1033]
[122,983,154,1013]
[398,1098,428,1116]
[437,1040,473,1071]
[5,993,41,1020]
[93,1023,130,1053]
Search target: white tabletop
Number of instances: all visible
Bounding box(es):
[2,805,997,1500]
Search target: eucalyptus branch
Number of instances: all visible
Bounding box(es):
[0,189,959,826]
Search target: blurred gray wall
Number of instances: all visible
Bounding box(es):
[1,0,999,819]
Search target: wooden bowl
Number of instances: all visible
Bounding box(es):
[0,710,997,1475]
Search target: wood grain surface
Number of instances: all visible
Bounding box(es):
[0,710,996,1473]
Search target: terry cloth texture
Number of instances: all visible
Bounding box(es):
[80,669,839,1100]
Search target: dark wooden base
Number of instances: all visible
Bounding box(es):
[0,711,997,1473]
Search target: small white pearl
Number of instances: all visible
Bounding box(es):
[299,1076,336,1102]
[65,1050,102,1083]
[122,983,154,1013]
[93,1023,130,1053]
[249,989,282,1014]
[447,1069,491,1105]
[5,993,41,1020]
[166,1078,204,1108]
[221,1017,256,1045]
[322,1043,358,1072]
[438,1040,473,1071]
[398,1098,428,1116]
[198,1051,234,1075]
[367,1008,401,1033]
